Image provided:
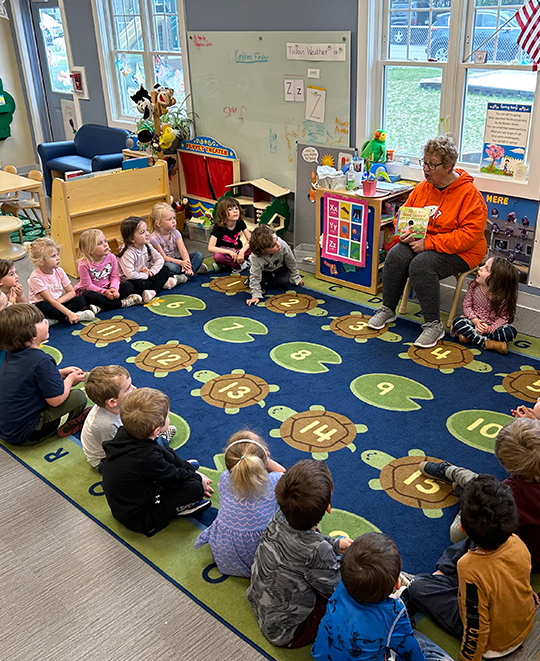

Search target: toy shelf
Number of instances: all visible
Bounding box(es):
[51,161,169,277]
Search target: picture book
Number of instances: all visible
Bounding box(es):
[396,206,430,240]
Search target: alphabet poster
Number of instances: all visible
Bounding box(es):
[321,192,368,267]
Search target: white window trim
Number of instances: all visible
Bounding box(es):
[358,0,540,201]
[91,0,192,133]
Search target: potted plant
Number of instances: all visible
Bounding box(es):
[362,154,377,196]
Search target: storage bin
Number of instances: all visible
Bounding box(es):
[187,219,213,243]
[294,243,316,273]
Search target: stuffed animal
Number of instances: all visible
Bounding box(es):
[151,84,176,118]
[361,130,387,164]
[159,124,179,150]
[130,85,154,121]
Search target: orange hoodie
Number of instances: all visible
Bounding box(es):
[402,169,487,268]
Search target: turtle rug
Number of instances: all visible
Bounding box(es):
[2,270,540,661]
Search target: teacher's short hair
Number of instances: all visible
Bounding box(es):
[424,136,458,169]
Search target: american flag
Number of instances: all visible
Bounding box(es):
[515,0,540,68]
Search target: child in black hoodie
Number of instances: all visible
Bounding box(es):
[102,387,213,533]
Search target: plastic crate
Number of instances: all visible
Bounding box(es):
[294,243,316,273]
[187,220,213,243]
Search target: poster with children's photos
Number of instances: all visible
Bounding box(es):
[321,192,368,267]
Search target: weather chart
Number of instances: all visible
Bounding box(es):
[321,192,368,267]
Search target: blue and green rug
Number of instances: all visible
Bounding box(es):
[2,270,539,661]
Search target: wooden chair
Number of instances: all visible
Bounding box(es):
[398,267,480,329]
[0,165,23,243]
[1,170,46,233]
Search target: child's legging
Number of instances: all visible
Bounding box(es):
[126,265,171,295]
[35,296,88,321]
[214,248,251,269]
[82,281,135,311]
[452,315,517,347]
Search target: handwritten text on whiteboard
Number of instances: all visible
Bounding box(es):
[286,43,346,61]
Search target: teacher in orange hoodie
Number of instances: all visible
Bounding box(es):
[368,136,487,349]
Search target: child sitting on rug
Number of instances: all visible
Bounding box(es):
[452,257,519,355]
[27,237,95,325]
[312,532,451,661]
[149,202,207,281]
[0,259,27,305]
[117,216,176,304]
[0,304,87,445]
[246,225,303,306]
[419,417,540,570]
[102,388,213,534]
[194,429,286,577]
[407,475,537,661]
[208,196,251,273]
[76,229,142,313]
[247,459,352,648]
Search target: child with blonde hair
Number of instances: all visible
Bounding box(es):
[27,237,95,324]
[0,259,26,305]
[194,430,285,577]
[149,202,206,282]
[208,197,251,272]
[75,229,142,313]
[117,216,176,303]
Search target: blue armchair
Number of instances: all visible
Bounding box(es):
[38,124,130,196]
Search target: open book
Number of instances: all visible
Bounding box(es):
[396,206,430,240]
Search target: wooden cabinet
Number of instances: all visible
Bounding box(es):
[315,186,412,294]
[51,161,169,278]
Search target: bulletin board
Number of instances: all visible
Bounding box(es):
[187,31,351,191]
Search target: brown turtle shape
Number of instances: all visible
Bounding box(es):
[330,314,386,340]
[280,410,357,454]
[209,275,249,294]
[408,341,474,370]
[265,292,318,314]
[380,455,458,510]
[135,344,199,374]
[200,373,270,409]
[79,318,140,345]
[502,369,540,403]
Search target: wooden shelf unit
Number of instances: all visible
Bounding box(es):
[51,161,169,278]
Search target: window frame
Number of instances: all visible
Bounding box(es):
[358,0,540,200]
[91,0,191,131]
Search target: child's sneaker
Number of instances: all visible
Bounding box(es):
[89,304,101,315]
[197,263,209,274]
[159,425,177,443]
[122,294,143,308]
[232,262,249,274]
[47,319,59,327]
[77,309,96,323]
[419,461,455,485]
[142,289,157,303]
[187,459,200,469]
[164,276,177,290]
[57,406,93,438]
[175,274,188,285]
[212,261,222,273]
[177,499,212,516]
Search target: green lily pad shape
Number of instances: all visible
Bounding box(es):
[145,294,206,317]
[72,316,148,348]
[270,342,342,374]
[446,409,513,453]
[361,448,458,518]
[350,374,433,411]
[40,342,62,365]
[493,366,540,403]
[319,508,380,540]
[268,404,367,460]
[203,316,268,343]
[168,411,190,451]
[191,369,279,415]
[322,312,402,344]
[126,339,207,377]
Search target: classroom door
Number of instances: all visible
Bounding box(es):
[30,1,73,141]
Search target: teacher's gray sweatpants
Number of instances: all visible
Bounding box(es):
[381,243,469,323]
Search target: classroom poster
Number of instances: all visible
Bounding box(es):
[321,192,368,267]
[480,102,532,176]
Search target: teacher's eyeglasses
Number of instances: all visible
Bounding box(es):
[419,159,444,171]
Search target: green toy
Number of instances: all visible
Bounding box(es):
[361,129,387,164]
[0,78,16,140]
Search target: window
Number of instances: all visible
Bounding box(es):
[38,8,70,94]
[379,0,537,168]
[94,0,186,123]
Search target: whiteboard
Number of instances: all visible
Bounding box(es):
[187,31,351,191]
